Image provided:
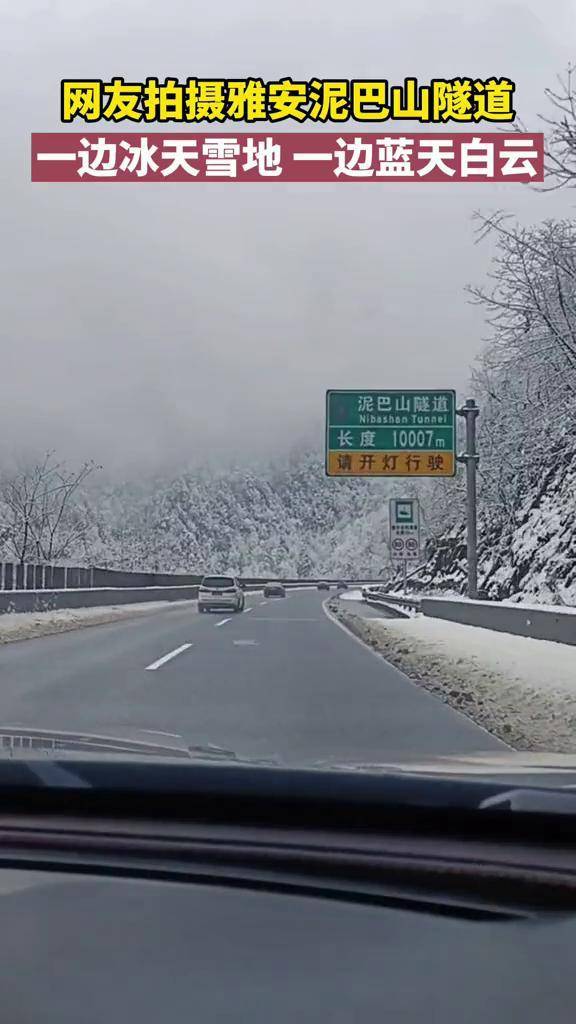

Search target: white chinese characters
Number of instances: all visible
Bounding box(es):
[35,134,542,182]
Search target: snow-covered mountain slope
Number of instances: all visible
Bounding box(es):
[391,214,576,606]
[81,452,397,578]
[404,437,576,604]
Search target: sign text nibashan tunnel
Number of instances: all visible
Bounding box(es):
[325,389,456,477]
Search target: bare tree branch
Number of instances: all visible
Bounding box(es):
[0,454,100,564]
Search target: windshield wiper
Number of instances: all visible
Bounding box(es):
[0,726,192,759]
[0,728,281,766]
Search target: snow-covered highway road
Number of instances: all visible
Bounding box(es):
[0,590,503,764]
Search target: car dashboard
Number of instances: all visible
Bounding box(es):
[0,758,575,1022]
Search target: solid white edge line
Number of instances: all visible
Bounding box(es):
[215,617,231,627]
[145,643,192,671]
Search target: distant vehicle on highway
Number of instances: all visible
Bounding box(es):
[198,575,245,614]
[263,582,286,598]
[336,581,347,590]
[317,581,330,591]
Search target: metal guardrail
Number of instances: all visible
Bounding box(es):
[0,586,201,616]
[420,596,576,646]
[0,582,299,616]
[361,587,422,612]
[0,562,384,594]
[0,580,352,616]
[361,587,576,647]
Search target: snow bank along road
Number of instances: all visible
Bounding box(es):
[0,590,504,765]
[335,601,576,754]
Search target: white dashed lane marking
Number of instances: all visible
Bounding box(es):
[145,644,193,671]
[141,730,182,738]
[215,618,231,627]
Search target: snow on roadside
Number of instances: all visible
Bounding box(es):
[0,600,196,645]
[331,603,576,753]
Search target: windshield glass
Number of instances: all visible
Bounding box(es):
[2,0,575,788]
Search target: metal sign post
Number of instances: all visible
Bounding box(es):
[456,398,480,600]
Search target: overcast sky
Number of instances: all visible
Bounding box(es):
[1,0,574,475]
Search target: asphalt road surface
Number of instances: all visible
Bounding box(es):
[0,590,504,765]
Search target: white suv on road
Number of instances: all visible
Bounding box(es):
[198,575,245,614]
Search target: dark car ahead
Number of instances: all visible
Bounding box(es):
[336,581,347,590]
[263,582,286,598]
[317,581,330,591]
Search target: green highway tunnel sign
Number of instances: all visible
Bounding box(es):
[326,389,456,477]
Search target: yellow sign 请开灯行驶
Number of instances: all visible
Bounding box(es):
[327,451,455,476]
